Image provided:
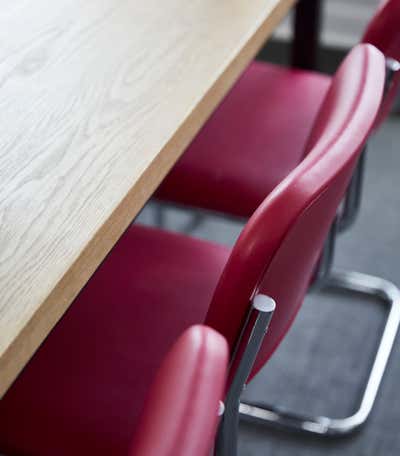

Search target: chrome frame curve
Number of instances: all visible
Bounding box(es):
[239,270,400,436]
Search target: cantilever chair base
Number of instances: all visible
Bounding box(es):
[239,270,400,437]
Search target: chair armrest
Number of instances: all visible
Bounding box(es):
[129,325,228,456]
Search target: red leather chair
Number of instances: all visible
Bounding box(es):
[155,0,400,225]
[0,45,393,456]
[0,325,228,456]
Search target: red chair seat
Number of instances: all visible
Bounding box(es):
[156,61,331,218]
[0,225,230,456]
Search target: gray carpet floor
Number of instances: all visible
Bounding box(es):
[138,115,400,455]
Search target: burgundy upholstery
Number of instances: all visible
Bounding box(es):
[0,45,385,456]
[363,0,400,62]
[0,226,229,456]
[156,0,400,219]
[130,325,228,456]
[206,44,385,379]
[156,61,330,218]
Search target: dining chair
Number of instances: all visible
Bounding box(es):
[208,44,397,451]
[154,0,400,241]
[0,45,393,456]
[0,325,228,456]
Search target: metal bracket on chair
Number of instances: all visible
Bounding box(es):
[239,270,400,437]
[385,57,400,92]
[215,295,276,456]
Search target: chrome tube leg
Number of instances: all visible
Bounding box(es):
[215,395,240,456]
[239,270,400,436]
[215,295,276,456]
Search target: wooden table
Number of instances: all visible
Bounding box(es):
[0,0,295,397]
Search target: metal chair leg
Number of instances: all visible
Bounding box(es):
[215,295,276,456]
[239,270,400,436]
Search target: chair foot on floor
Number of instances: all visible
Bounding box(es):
[239,270,400,437]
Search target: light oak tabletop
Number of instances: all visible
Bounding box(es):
[0,0,295,396]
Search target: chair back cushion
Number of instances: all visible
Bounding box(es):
[205,44,385,381]
[362,0,400,62]
[129,325,228,456]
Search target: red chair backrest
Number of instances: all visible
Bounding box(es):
[205,44,385,382]
[362,0,400,125]
[129,325,228,456]
[362,0,400,62]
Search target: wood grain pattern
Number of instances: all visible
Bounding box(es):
[0,0,295,396]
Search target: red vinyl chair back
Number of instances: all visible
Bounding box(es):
[129,325,228,456]
[205,44,385,381]
[362,0,400,124]
[362,0,400,62]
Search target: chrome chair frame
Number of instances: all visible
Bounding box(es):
[213,241,400,456]
[215,220,400,448]
[236,152,400,437]
[239,265,400,436]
